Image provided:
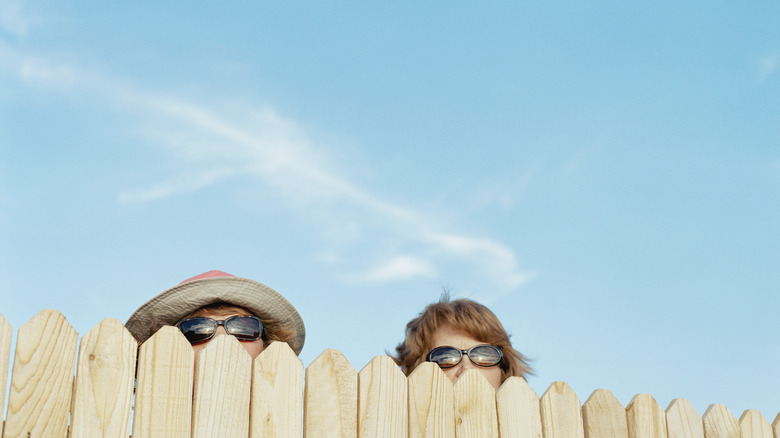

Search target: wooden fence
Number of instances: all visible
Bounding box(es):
[0,309,777,438]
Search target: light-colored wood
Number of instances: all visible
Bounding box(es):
[3,309,78,438]
[739,409,772,438]
[703,404,740,438]
[626,393,667,438]
[0,313,12,438]
[251,341,304,438]
[192,334,252,438]
[70,318,137,438]
[407,362,455,438]
[540,381,584,438]
[772,414,779,438]
[132,325,194,438]
[358,355,408,438]
[666,399,704,438]
[582,389,628,438]
[303,349,358,438]
[496,376,542,438]
[453,369,498,438]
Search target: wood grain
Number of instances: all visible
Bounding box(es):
[0,313,12,438]
[626,393,667,438]
[358,355,408,438]
[739,409,772,438]
[251,341,304,438]
[303,349,358,438]
[453,369,498,438]
[496,376,542,438]
[70,318,137,438]
[666,399,704,438]
[407,362,454,438]
[3,309,78,438]
[582,389,628,438]
[132,325,194,438]
[540,381,584,438]
[703,404,740,438]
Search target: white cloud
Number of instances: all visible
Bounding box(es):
[758,53,779,81]
[355,256,437,282]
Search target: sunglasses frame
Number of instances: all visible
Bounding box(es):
[426,344,504,369]
[177,315,263,344]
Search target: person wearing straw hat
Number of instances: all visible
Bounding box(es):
[125,270,305,358]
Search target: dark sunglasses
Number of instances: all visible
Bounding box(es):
[176,315,263,344]
[426,344,503,369]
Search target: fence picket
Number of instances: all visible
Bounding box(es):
[132,325,194,438]
[703,404,740,438]
[626,393,667,438]
[408,362,454,438]
[70,318,137,438]
[666,399,704,438]
[3,309,78,438]
[192,334,252,438]
[739,409,772,438]
[772,414,779,438]
[358,355,408,438]
[453,369,498,438]
[540,381,585,438]
[0,313,11,438]
[251,341,303,438]
[303,349,358,438]
[496,376,542,438]
[582,389,628,438]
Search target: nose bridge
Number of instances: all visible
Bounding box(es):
[454,351,476,378]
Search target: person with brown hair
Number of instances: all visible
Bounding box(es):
[125,270,305,359]
[392,295,531,389]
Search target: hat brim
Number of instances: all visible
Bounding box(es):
[125,276,305,355]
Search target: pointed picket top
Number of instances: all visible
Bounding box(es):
[192,334,252,438]
[70,318,137,438]
[540,381,584,438]
[250,341,303,438]
[738,409,772,438]
[626,393,667,438]
[407,361,455,438]
[453,369,498,438]
[496,376,542,438]
[582,389,628,438]
[666,398,704,438]
[703,404,740,438]
[0,312,12,438]
[4,309,78,438]
[304,349,358,438]
[132,325,194,438]
[358,355,408,438]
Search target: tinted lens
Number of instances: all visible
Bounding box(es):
[224,316,262,341]
[468,345,502,367]
[427,347,463,368]
[178,317,218,344]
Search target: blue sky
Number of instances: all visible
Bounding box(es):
[1,0,779,421]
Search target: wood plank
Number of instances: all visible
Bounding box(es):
[303,349,357,438]
[132,325,194,438]
[703,404,740,438]
[0,313,12,438]
[540,381,584,438]
[496,376,542,438]
[453,369,498,438]
[772,414,779,438]
[582,389,628,438]
[666,399,704,438]
[739,409,772,438]
[3,309,78,438]
[407,362,455,438]
[192,334,252,438]
[358,355,408,438]
[251,341,304,438]
[626,393,667,438]
[70,318,137,438]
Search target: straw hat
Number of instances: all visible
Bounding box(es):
[125,270,305,355]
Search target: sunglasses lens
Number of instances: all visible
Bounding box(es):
[225,316,262,341]
[178,318,217,344]
[469,345,502,366]
[428,347,462,368]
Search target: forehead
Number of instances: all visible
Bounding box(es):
[429,324,485,349]
[191,305,254,318]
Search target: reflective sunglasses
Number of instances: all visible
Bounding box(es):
[177,315,263,344]
[426,344,503,368]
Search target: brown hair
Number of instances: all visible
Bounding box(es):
[177,302,296,346]
[392,296,532,382]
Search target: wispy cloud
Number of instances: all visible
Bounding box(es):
[0,0,29,37]
[3,44,533,294]
[758,53,779,81]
